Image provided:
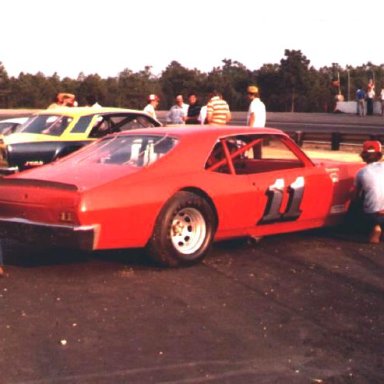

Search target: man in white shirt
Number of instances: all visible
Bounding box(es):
[143,94,160,120]
[247,85,266,127]
[166,95,187,125]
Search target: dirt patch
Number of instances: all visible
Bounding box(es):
[303,144,362,163]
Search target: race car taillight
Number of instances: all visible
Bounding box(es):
[59,211,76,223]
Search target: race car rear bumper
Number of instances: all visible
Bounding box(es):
[0,217,97,251]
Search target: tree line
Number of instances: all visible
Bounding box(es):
[0,49,383,113]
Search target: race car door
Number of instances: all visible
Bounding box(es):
[240,134,335,237]
[206,133,336,239]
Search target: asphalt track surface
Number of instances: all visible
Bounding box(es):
[0,112,383,384]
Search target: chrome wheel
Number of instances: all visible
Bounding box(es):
[170,207,206,255]
[147,191,216,267]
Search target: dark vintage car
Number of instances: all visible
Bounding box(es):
[0,107,161,173]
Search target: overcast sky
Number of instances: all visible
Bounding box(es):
[1,0,382,78]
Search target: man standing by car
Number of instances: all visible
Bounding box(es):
[247,85,266,127]
[166,95,187,125]
[48,93,76,109]
[144,94,160,120]
[354,140,384,243]
[185,92,202,124]
[206,90,231,125]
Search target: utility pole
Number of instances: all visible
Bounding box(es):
[347,69,350,101]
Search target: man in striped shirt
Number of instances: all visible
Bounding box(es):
[206,91,231,125]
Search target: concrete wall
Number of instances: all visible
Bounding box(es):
[335,101,382,115]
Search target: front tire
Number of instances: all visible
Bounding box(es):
[146,191,216,267]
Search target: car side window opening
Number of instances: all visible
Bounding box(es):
[205,134,304,175]
[71,115,94,134]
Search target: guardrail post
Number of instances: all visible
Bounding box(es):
[331,132,341,150]
[295,131,303,146]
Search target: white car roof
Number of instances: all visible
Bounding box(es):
[0,117,29,124]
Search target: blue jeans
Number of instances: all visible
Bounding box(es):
[357,99,365,116]
[0,240,3,266]
[366,212,384,226]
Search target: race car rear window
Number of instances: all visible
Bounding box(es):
[70,134,178,167]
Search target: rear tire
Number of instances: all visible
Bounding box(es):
[146,191,216,267]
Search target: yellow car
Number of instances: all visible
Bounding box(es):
[1,107,161,173]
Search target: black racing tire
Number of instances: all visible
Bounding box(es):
[146,191,216,267]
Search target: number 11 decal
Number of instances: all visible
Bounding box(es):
[258,176,304,224]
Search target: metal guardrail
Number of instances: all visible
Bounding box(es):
[286,131,384,150]
[2,110,383,151]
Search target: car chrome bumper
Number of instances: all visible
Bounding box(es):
[0,217,97,250]
[0,166,19,175]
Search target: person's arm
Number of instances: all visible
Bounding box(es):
[226,109,232,123]
[248,112,255,127]
[206,103,213,124]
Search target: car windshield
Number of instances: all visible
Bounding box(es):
[20,115,73,136]
[69,134,178,167]
[0,122,16,135]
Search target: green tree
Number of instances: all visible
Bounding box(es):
[117,66,160,109]
[220,59,253,110]
[160,61,201,107]
[257,63,283,111]
[10,72,53,108]
[0,62,11,107]
[77,74,106,106]
[2,53,384,114]
[280,49,311,112]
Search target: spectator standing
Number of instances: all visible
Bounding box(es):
[86,95,102,108]
[380,86,384,116]
[246,85,266,127]
[166,95,187,125]
[206,91,231,125]
[354,140,384,243]
[198,104,208,125]
[185,93,202,124]
[181,97,189,117]
[48,93,76,109]
[356,87,366,117]
[143,94,160,120]
[48,94,62,109]
[366,79,375,115]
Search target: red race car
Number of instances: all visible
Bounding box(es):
[0,126,363,267]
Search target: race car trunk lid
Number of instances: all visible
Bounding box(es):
[0,178,80,225]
